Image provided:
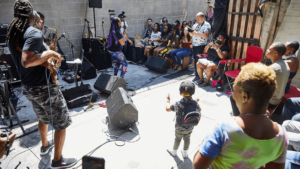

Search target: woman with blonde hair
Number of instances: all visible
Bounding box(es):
[193,63,288,169]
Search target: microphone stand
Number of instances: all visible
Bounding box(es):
[102,21,108,74]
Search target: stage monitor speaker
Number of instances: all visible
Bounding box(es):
[0,28,7,44]
[127,45,144,63]
[62,84,98,109]
[145,56,170,73]
[94,74,127,95]
[82,38,112,70]
[89,0,102,8]
[106,87,138,129]
[78,61,97,80]
[0,54,20,82]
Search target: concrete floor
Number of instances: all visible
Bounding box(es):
[0,63,232,169]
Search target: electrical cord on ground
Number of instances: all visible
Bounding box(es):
[72,120,140,169]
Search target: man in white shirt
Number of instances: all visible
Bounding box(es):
[118,12,133,56]
[190,12,211,81]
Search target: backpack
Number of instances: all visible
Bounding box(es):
[176,101,201,127]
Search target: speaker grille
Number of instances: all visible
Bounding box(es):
[145,56,170,73]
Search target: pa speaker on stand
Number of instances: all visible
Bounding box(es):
[89,0,102,8]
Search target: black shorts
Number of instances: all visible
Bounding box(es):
[23,84,72,130]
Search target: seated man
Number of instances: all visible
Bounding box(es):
[230,42,290,117]
[283,41,299,93]
[282,97,300,122]
[195,32,229,87]
[141,18,153,45]
[160,17,172,34]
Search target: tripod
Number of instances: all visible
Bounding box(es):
[0,64,38,139]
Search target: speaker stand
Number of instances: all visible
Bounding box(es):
[93,7,97,37]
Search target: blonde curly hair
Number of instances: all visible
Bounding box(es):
[235,63,276,107]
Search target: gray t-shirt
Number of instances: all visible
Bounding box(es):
[269,59,290,105]
[159,33,172,47]
[170,98,200,131]
[8,25,51,86]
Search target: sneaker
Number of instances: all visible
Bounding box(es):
[51,156,77,169]
[167,149,177,157]
[181,150,189,159]
[40,140,54,156]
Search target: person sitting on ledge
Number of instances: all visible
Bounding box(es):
[160,17,172,34]
[181,21,188,33]
[193,63,288,169]
[138,23,161,64]
[195,32,229,87]
[153,24,171,56]
[169,27,192,71]
[283,41,299,94]
[188,21,192,28]
[141,18,153,44]
[282,97,300,122]
[230,42,290,117]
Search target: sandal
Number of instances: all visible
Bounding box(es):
[195,79,204,85]
[199,82,210,87]
[173,65,179,70]
[177,66,182,71]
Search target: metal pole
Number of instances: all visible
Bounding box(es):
[93,7,96,37]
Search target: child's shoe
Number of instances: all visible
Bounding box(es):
[181,150,189,159]
[167,149,177,157]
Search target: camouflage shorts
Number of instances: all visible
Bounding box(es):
[23,84,72,130]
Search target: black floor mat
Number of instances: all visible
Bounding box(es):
[163,69,194,79]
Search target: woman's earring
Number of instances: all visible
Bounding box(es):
[243,100,245,103]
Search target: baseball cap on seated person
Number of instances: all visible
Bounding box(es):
[179,81,195,97]
[209,4,214,7]
[162,17,168,23]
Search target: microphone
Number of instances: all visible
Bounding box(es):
[108,9,115,12]
[58,32,66,40]
[84,19,90,23]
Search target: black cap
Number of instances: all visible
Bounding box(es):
[162,17,168,23]
[179,81,195,96]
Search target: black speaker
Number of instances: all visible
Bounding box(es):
[94,74,127,95]
[106,87,138,129]
[127,45,144,62]
[82,38,112,70]
[77,61,97,80]
[62,84,98,109]
[0,54,20,81]
[89,0,102,8]
[145,56,170,73]
[0,28,7,44]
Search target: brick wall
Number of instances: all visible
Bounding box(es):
[0,0,210,59]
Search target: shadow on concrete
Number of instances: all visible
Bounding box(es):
[38,148,53,169]
[104,116,140,143]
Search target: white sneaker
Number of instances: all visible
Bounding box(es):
[181,150,189,159]
[167,149,177,157]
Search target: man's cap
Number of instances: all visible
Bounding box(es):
[118,13,126,18]
[162,17,168,22]
[179,81,195,96]
[14,0,33,17]
[175,20,180,25]
[209,4,214,7]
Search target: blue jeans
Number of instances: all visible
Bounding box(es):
[108,51,128,78]
[285,151,300,169]
[282,98,300,122]
[169,48,191,66]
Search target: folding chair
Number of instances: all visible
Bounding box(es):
[222,46,263,93]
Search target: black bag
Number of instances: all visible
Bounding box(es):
[176,101,201,127]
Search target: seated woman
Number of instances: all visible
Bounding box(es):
[153,25,171,56]
[138,23,161,64]
[188,21,192,28]
[180,21,188,34]
[283,41,299,94]
[193,63,288,169]
[169,27,192,71]
[196,32,229,87]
